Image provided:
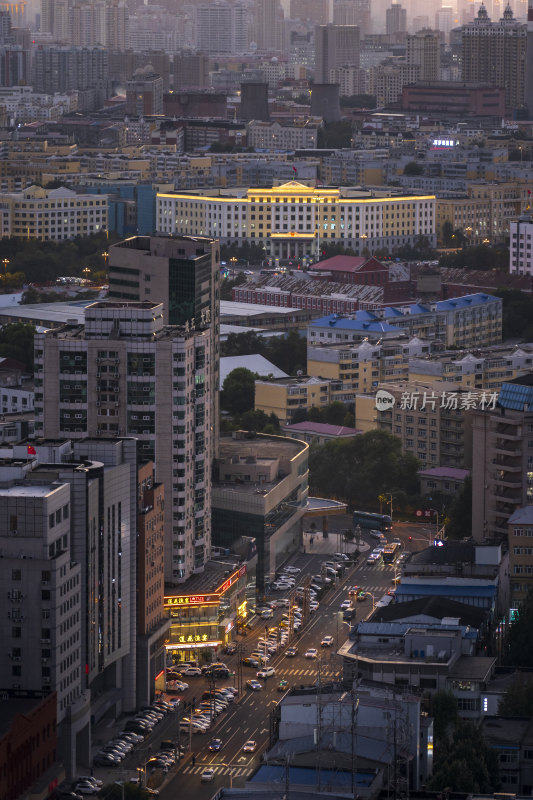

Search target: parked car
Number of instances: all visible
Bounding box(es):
[72,782,98,796]
[181,666,202,676]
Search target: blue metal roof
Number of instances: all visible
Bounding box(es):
[311,314,398,332]
[498,381,533,411]
[395,584,497,598]
[436,293,500,310]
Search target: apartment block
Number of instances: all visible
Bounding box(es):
[358,380,475,468]
[472,375,533,542]
[157,182,436,260]
[307,337,433,391]
[35,301,215,585]
[507,507,533,608]
[246,120,320,151]
[0,185,107,241]
[308,293,502,349]
[255,375,358,425]
[510,211,533,276]
[409,343,533,391]
[436,182,528,246]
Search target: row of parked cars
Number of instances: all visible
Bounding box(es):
[180,685,238,734]
[93,698,176,768]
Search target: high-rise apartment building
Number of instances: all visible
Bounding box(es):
[462,4,526,111]
[254,0,286,54]
[314,23,360,83]
[36,301,216,585]
[0,436,138,776]
[32,45,109,107]
[386,3,407,39]
[173,53,208,89]
[290,0,328,24]
[407,28,441,80]
[195,1,249,55]
[472,374,533,542]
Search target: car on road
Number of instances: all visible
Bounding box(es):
[181,666,202,676]
[257,667,276,678]
[225,642,237,655]
[243,740,257,752]
[246,679,262,691]
[369,529,386,540]
[283,565,301,574]
[367,553,380,565]
[398,552,411,564]
[340,599,352,609]
[356,590,367,601]
[321,635,334,648]
[260,609,273,619]
[208,738,222,751]
[373,546,385,554]
[242,657,260,668]
[71,782,98,795]
[76,778,103,790]
[334,553,350,561]
[286,645,298,657]
[304,648,318,659]
[201,768,215,782]
[277,679,289,692]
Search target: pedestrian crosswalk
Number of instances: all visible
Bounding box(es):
[182,764,255,777]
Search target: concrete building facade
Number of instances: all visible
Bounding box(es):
[35,301,215,585]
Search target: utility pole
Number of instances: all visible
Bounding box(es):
[351,692,359,800]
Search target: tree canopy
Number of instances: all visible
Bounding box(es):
[0,323,36,370]
[220,367,257,415]
[221,330,306,376]
[438,243,509,271]
[308,428,420,506]
[499,673,533,716]
[428,719,499,794]
[493,288,533,341]
[444,475,472,539]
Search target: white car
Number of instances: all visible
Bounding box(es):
[367,553,380,565]
[76,777,103,789]
[201,768,216,782]
[181,666,202,676]
[321,635,334,648]
[257,667,276,678]
[72,782,99,795]
[305,648,318,659]
[340,599,351,610]
[283,566,301,574]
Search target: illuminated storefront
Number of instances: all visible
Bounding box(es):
[164,564,250,664]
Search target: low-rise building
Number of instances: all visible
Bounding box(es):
[212,432,308,589]
[246,119,321,150]
[308,293,503,349]
[0,185,107,241]
[418,466,470,497]
[255,375,357,425]
[481,716,533,794]
[281,420,360,444]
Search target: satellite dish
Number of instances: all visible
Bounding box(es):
[296,370,303,376]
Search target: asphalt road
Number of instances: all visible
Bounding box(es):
[156,532,406,800]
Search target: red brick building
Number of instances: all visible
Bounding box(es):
[309,255,391,285]
[0,694,57,800]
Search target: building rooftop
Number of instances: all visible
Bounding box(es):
[407,541,476,566]
[447,655,496,681]
[164,556,244,597]
[220,355,288,389]
[221,300,303,317]
[508,506,533,525]
[418,467,470,480]
[395,582,497,599]
[371,596,488,628]
[0,482,61,498]
[482,716,533,746]
[282,421,360,436]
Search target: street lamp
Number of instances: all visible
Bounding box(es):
[229,256,238,274]
[82,267,91,282]
[2,258,9,275]
[482,238,490,245]
[101,251,109,270]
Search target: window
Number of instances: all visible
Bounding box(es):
[11,569,21,581]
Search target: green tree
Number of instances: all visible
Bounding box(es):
[428,720,499,793]
[323,401,346,425]
[264,330,306,375]
[221,331,267,358]
[290,407,309,424]
[499,673,533,715]
[0,323,36,369]
[220,272,247,300]
[239,409,273,432]
[444,475,472,540]
[403,161,424,175]
[308,428,420,507]
[430,690,458,741]
[506,589,533,667]
[439,244,509,271]
[339,94,377,109]
[317,121,353,149]
[494,288,533,340]
[221,367,257,415]
[308,406,324,422]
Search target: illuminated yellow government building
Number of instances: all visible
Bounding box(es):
[157,181,436,259]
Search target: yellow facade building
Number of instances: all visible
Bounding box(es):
[436,182,528,245]
[255,375,357,424]
[0,185,107,240]
[157,181,436,259]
